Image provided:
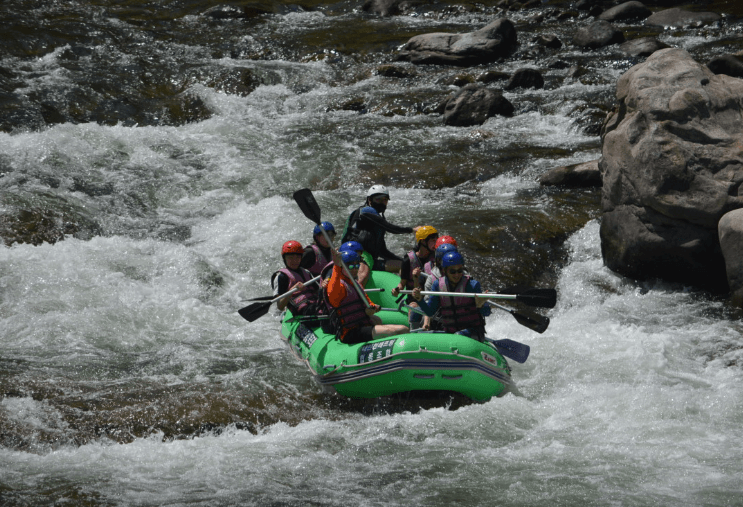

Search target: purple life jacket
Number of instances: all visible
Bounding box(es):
[404,250,433,290]
[273,267,319,315]
[438,275,485,334]
[307,244,331,277]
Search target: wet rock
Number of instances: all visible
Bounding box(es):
[505,68,544,90]
[598,1,651,22]
[397,18,518,67]
[619,37,671,57]
[532,34,562,50]
[442,84,514,127]
[707,54,743,79]
[573,20,625,50]
[376,64,415,78]
[540,159,602,188]
[362,0,406,16]
[203,3,277,19]
[566,65,590,80]
[600,48,743,292]
[719,209,743,306]
[476,70,510,83]
[645,8,722,29]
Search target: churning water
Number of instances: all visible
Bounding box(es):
[2,1,743,505]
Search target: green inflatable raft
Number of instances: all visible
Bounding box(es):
[279,270,516,401]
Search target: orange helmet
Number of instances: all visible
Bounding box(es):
[434,235,458,249]
[281,240,303,256]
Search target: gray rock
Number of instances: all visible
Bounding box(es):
[397,18,518,66]
[619,37,671,57]
[573,20,625,50]
[599,1,651,22]
[443,84,514,126]
[645,8,722,29]
[539,159,602,188]
[505,68,544,90]
[719,209,743,306]
[600,48,743,292]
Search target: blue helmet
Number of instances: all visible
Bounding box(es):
[341,249,361,265]
[435,243,458,262]
[360,206,379,215]
[313,221,335,236]
[339,240,363,253]
[441,251,464,269]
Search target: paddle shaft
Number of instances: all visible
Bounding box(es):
[401,289,531,301]
[268,274,322,304]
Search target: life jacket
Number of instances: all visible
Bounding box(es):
[327,278,372,341]
[438,275,485,335]
[404,250,433,289]
[307,244,331,277]
[271,267,319,315]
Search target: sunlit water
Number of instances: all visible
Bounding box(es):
[3,1,743,505]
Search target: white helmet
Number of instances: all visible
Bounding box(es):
[367,184,390,199]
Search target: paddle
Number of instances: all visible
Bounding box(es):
[398,288,556,308]
[244,287,383,302]
[237,275,321,322]
[486,338,531,363]
[488,301,549,334]
[293,188,370,308]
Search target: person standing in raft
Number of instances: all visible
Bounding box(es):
[412,251,491,341]
[272,240,320,315]
[391,225,438,330]
[301,221,335,277]
[341,184,420,273]
[326,248,409,344]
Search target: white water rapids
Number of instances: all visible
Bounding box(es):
[2,7,743,506]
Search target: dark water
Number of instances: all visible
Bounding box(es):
[2,1,743,505]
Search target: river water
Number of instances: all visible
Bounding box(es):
[2,1,743,505]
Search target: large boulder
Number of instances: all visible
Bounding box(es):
[719,209,743,306]
[600,48,743,292]
[397,18,518,66]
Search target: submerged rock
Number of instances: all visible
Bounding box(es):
[397,18,518,66]
[600,48,743,292]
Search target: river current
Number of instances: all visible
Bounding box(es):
[2,1,743,505]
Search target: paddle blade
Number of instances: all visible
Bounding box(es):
[293,188,322,225]
[490,338,531,364]
[246,295,274,302]
[237,301,271,322]
[512,310,550,334]
[516,288,557,308]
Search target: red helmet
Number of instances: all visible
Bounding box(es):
[434,235,458,249]
[281,240,303,256]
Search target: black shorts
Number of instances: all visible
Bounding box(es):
[342,325,374,344]
[373,259,387,271]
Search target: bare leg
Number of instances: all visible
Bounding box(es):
[384,260,402,274]
[372,324,409,339]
